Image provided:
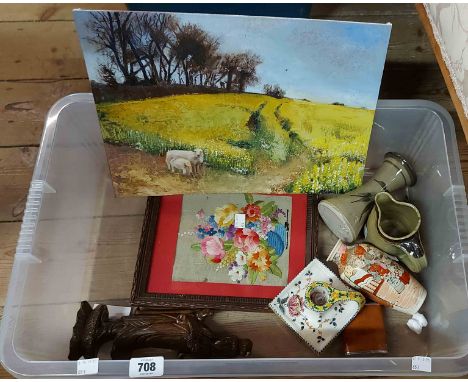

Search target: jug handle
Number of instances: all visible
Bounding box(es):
[397,239,424,259]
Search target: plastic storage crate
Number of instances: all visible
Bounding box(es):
[1,94,467,377]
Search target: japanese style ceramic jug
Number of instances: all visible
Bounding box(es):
[327,241,427,317]
[365,192,427,273]
[318,152,417,243]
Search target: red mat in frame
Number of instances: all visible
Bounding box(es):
[131,194,316,311]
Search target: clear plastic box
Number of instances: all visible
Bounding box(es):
[1,93,467,377]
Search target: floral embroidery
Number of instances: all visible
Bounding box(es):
[196,209,205,220]
[242,203,261,222]
[269,259,365,353]
[334,303,344,313]
[214,203,238,228]
[317,335,325,343]
[235,251,247,266]
[287,294,304,316]
[234,228,260,253]
[191,194,288,284]
[247,247,272,272]
[228,262,248,282]
[200,236,226,263]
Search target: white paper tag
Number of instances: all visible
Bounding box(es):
[411,356,431,372]
[234,213,246,228]
[76,358,99,375]
[129,356,164,378]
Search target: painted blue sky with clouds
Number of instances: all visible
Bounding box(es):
[75,11,391,109]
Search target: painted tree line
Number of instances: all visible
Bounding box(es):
[88,11,266,92]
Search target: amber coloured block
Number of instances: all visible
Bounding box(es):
[343,304,388,355]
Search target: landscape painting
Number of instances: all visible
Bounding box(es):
[74,10,391,196]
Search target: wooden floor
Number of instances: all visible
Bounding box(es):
[0,3,467,378]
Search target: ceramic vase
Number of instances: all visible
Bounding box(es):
[327,240,427,315]
[318,152,417,243]
[365,192,427,273]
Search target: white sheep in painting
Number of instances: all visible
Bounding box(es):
[169,157,193,176]
[166,149,204,175]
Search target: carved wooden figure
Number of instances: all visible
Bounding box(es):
[68,301,253,360]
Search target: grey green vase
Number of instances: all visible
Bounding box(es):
[318,152,417,243]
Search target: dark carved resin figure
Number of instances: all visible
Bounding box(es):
[69,301,252,360]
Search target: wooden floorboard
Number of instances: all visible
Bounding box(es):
[0,79,91,147]
[0,147,38,222]
[0,22,88,81]
[0,222,19,307]
[0,369,10,379]
[310,3,418,17]
[0,3,127,22]
[0,222,17,377]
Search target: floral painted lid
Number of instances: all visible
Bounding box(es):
[269,258,365,352]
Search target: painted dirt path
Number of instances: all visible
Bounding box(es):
[105,143,311,196]
[100,93,372,195]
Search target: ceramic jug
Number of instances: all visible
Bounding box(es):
[327,241,427,316]
[318,152,416,243]
[365,192,427,273]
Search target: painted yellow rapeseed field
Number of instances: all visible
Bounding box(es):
[97,93,374,193]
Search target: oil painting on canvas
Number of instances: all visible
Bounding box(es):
[74,10,391,196]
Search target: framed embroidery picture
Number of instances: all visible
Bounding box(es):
[131,193,317,310]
